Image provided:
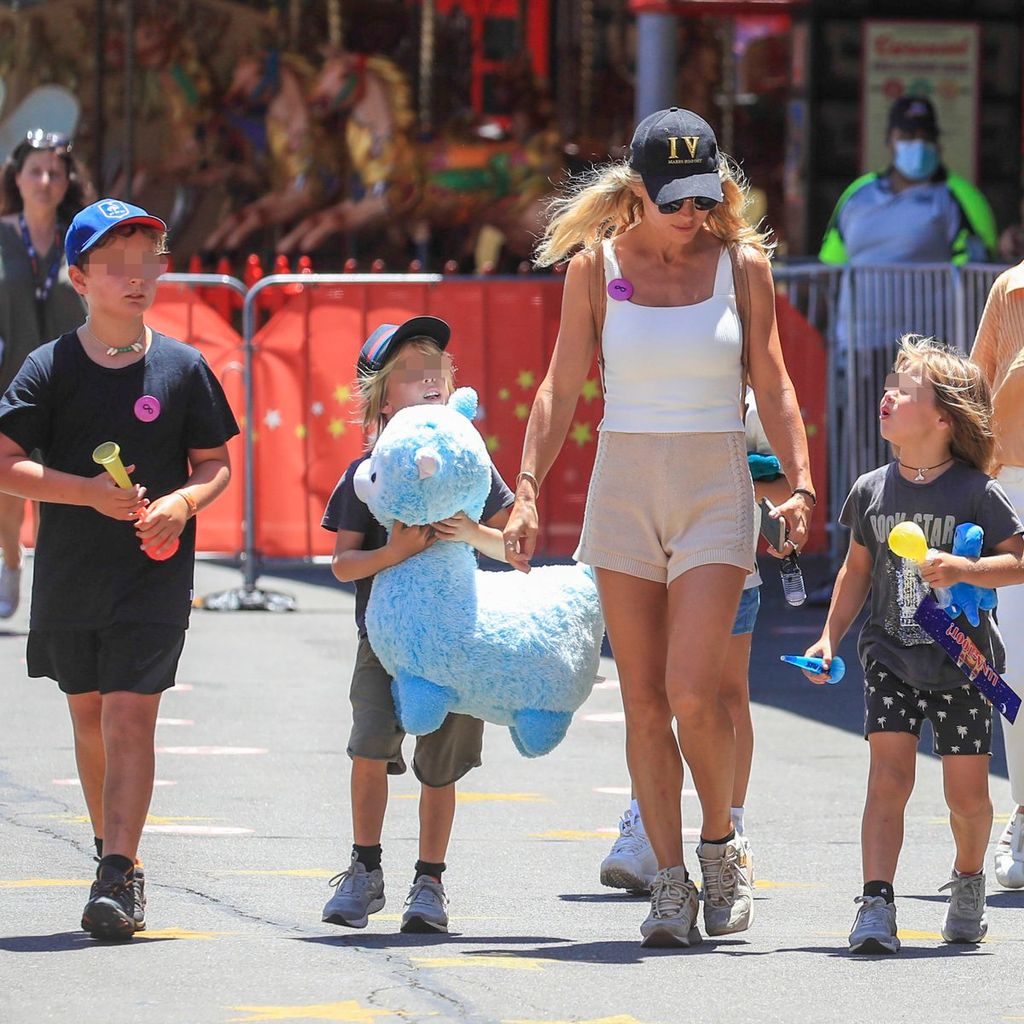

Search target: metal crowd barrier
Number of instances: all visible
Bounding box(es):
[143,262,1014,608]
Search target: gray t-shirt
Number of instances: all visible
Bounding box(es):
[0,216,85,395]
[840,461,1023,691]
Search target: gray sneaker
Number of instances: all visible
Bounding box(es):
[697,835,754,936]
[639,866,702,947]
[0,559,21,619]
[401,876,449,933]
[322,854,385,928]
[600,808,658,893]
[848,895,900,953]
[939,871,987,943]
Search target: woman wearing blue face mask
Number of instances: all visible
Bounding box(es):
[819,95,996,268]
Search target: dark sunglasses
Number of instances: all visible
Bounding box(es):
[24,129,71,152]
[657,195,719,215]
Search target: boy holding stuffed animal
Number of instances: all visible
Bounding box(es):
[804,335,1024,954]
[320,316,513,933]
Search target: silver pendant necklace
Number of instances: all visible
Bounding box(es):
[82,320,146,356]
[899,457,954,482]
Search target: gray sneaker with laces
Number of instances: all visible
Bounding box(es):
[322,853,385,928]
[697,835,754,935]
[401,875,449,933]
[940,871,987,943]
[0,558,21,619]
[600,808,658,893]
[848,895,900,953]
[639,866,701,947]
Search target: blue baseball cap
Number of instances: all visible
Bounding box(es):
[65,198,167,267]
[357,316,451,377]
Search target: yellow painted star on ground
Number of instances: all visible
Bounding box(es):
[295,424,307,440]
[579,378,601,402]
[328,418,346,438]
[498,387,511,401]
[569,421,594,447]
[486,435,500,453]
[514,403,529,420]
[516,369,535,390]
[229,1002,404,1023]
[334,384,351,405]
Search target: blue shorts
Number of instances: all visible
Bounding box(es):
[731,586,761,636]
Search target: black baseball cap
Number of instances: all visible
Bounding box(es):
[357,316,451,377]
[628,107,723,206]
[887,95,940,138]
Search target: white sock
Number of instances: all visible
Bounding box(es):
[629,799,645,833]
[731,806,745,837]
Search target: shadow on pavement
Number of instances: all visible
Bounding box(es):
[768,944,992,960]
[458,937,749,964]
[293,933,571,949]
[0,931,173,952]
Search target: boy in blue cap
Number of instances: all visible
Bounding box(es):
[0,199,239,940]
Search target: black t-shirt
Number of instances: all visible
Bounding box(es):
[322,453,514,637]
[0,331,239,629]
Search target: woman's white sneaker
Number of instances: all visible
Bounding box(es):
[639,866,701,947]
[848,895,900,954]
[994,810,1024,889]
[600,808,657,894]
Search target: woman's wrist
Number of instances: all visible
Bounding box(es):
[516,470,540,498]
[790,487,816,508]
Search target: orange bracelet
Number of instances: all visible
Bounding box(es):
[176,489,199,518]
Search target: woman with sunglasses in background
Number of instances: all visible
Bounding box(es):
[0,131,91,617]
[503,108,814,948]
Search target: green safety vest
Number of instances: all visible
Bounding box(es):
[818,171,997,267]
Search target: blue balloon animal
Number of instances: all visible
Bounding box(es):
[944,523,997,627]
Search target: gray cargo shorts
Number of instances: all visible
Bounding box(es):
[348,636,484,787]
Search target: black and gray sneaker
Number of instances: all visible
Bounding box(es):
[81,868,138,941]
[132,867,147,931]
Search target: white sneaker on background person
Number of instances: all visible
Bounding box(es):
[994,809,1024,889]
[600,805,657,894]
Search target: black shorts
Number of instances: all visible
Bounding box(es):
[27,625,186,695]
[863,659,993,757]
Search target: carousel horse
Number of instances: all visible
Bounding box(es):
[202,49,339,254]
[275,48,563,265]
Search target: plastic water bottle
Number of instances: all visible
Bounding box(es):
[779,553,806,607]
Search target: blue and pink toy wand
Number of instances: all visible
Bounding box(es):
[780,654,846,684]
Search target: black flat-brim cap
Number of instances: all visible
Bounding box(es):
[629,107,724,206]
[357,315,451,377]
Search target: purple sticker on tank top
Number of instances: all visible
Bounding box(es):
[607,278,633,301]
[134,395,161,423]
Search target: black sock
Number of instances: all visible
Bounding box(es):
[94,837,103,859]
[353,843,382,873]
[863,880,894,903]
[414,859,446,881]
[97,854,134,879]
[701,830,736,846]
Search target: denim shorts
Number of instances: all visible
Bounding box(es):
[731,586,761,636]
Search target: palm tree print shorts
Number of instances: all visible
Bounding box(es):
[864,659,993,756]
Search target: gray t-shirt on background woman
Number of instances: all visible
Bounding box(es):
[0,215,85,395]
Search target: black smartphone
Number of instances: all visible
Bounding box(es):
[758,497,787,552]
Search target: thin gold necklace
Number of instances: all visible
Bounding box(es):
[82,320,146,356]
[898,457,954,482]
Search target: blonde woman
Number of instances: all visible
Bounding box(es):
[321,317,513,934]
[503,108,815,947]
[805,336,1024,952]
[971,267,1024,889]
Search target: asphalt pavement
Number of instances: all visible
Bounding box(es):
[1,555,1022,1024]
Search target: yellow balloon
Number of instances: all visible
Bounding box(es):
[888,521,928,563]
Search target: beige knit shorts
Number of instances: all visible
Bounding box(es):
[575,431,755,585]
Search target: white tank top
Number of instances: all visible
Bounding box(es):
[599,238,743,433]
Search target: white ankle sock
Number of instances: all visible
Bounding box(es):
[730,806,745,836]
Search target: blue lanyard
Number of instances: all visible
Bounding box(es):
[18,213,63,305]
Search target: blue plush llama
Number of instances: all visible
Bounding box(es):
[355,388,605,757]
